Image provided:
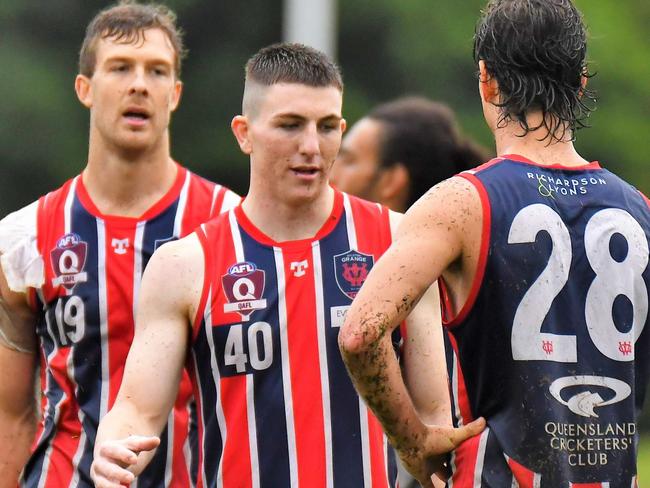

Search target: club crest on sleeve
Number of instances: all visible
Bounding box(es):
[222,261,267,321]
[50,233,88,290]
[333,250,374,299]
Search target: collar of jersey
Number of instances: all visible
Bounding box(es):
[501,153,601,171]
[234,189,344,250]
[76,163,186,226]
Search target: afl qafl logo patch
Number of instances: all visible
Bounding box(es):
[222,261,267,321]
[50,233,88,290]
[333,250,374,299]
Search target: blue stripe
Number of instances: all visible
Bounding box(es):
[319,218,368,486]
[238,232,291,488]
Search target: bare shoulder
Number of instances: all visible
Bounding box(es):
[149,233,203,267]
[397,176,482,241]
[141,233,204,311]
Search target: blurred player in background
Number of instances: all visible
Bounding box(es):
[331,96,489,213]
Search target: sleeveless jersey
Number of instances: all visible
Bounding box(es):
[23,165,239,488]
[442,155,650,487]
[191,191,397,488]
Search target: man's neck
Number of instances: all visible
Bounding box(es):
[494,116,590,167]
[241,186,336,243]
[82,141,178,218]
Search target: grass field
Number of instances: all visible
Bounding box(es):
[640,438,650,486]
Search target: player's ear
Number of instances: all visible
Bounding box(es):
[340,118,347,134]
[478,60,499,104]
[579,69,588,99]
[170,80,183,112]
[231,115,252,155]
[378,163,409,201]
[75,74,93,108]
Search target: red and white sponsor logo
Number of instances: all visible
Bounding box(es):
[222,261,267,321]
[50,233,88,290]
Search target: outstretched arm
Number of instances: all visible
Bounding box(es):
[0,265,38,488]
[92,235,204,488]
[339,178,485,487]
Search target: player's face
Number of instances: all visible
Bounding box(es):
[330,117,384,201]
[241,83,345,204]
[75,28,182,155]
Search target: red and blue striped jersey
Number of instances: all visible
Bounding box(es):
[190,190,397,488]
[22,164,238,488]
[442,155,650,488]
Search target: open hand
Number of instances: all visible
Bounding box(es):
[91,435,160,488]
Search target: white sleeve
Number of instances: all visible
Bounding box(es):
[0,201,44,293]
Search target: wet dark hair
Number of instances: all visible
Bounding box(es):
[473,0,596,142]
[245,42,343,90]
[79,0,185,77]
[369,97,490,208]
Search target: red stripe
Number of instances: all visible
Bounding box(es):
[446,333,474,424]
[570,484,604,488]
[284,249,327,487]
[210,185,227,219]
[367,414,389,488]
[181,174,217,235]
[220,375,253,488]
[103,224,137,409]
[444,173,491,327]
[170,374,192,487]
[449,432,482,487]
[507,456,537,488]
[40,348,80,487]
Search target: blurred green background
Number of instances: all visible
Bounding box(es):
[1,0,649,478]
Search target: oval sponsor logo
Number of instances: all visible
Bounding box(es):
[228,261,257,276]
[57,232,82,249]
[549,375,631,418]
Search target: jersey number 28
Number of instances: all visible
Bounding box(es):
[508,204,648,362]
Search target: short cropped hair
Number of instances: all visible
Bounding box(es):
[245,42,343,90]
[241,43,343,116]
[473,0,596,141]
[79,0,186,78]
[368,97,489,208]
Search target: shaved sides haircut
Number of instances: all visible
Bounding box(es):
[242,43,343,117]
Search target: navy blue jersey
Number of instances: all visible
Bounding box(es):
[443,155,649,487]
[190,191,398,488]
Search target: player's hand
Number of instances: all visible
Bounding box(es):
[90,435,160,488]
[397,417,486,488]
